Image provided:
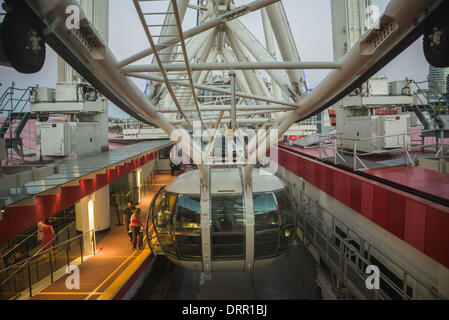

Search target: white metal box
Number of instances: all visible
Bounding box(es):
[342,114,410,153]
[30,87,55,103]
[55,82,81,102]
[39,122,104,158]
[389,80,412,96]
[40,122,70,156]
[363,78,389,96]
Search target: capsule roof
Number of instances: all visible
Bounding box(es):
[165,168,286,195]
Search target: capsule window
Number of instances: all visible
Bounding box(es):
[253,192,279,259]
[275,190,296,256]
[211,195,245,260]
[253,192,279,232]
[175,195,201,232]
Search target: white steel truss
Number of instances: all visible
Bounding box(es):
[23,0,446,180]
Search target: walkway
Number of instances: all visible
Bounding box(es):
[30,172,176,300]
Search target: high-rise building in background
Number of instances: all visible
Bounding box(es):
[428,65,449,98]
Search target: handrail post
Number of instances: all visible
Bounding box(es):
[334,138,337,165]
[353,141,357,171]
[80,237,84,263]
[92,230,96,255]
[35,259,40,282]
[403,135,408,166]
[48,251,54,283]
[27,262,32,297]
[66,243,70,267]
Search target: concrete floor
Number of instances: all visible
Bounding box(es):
[135,241,319,300]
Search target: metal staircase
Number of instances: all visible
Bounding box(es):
[0,85,36,162]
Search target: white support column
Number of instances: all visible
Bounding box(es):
[200,167,212,279]
[129,170,139,204]
[225,34,268,104]
[75,185,110,255]
[220,49,254,105]
[221,45,261,105]
[225,19,294,99]
[230,71,237,130]
[242,167,254,273]
[261,7,282,100]
[265,1,306,94]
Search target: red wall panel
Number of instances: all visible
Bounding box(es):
[372,186,388,229]
[361,182,374,220]
[333,171,343,203]
[387,192,406,239]
[404,200,427,252]
[341,174,351,207]
[425,206,449,268]
[319,166,328,194]
[350,178,362,213]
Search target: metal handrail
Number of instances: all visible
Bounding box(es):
[32,222,76,258]
[0,226,95,282]
[0,221,75,263]
[325,128,448,143]
[0,230,38,260]
[298,191,447,300]
[318,127,448,171]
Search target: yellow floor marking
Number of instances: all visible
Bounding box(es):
[36,292,103,295]
[84,251,136,300]
[98,249,151,300]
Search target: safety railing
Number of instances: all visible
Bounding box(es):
[293,187,446,300]
[0,227,97,300]
[318,128,449,171]
[0,85,31,113]
[1,221,76,265]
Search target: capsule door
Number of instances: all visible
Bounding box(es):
[152,189,177,257]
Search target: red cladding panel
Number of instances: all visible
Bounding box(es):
[373,186,388,229]
[297,157,305,178]
[350,178,362,213]
[404,200,427,252]
[326,169,334,197]
[305,161,315,185]
[319,166,328,193]
[361,182,374,220]
[341,174,351,207]
[387,192,406,239]
[425,207,449,268]
[333,171,342,203]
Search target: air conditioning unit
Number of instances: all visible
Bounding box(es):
[389,80,412,96]
[30,87,55,103]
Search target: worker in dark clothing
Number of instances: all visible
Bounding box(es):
[170,160,177,176]
[123,201,136,242]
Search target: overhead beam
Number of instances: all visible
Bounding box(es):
[171,118,274,125]
[118,0,281,68]
[127,72,299,108]
[158,105,295,112]
[122,61,341,73]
